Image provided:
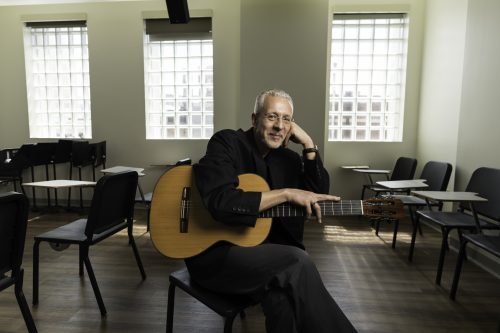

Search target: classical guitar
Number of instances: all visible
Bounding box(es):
[150,165,404,259]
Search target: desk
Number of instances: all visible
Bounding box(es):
[22,180,96,211]
[352,168,391,184]
[377,179,428,190]
[101,166,145,176]
[101,166,146,201]
[411,191,487,232]
[341,165,370,169]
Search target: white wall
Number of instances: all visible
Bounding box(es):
[417,0,468,190]
[239,0,330,158]
[454,0,500,188]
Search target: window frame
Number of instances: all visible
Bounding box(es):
[328,12,409,142]
[23,20,92,139]
[143,17,214,140]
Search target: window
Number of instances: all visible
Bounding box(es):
[23,21,92,139]
[144,18,213,139]
[328,13,409,141]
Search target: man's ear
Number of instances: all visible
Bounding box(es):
[251,113,257,127]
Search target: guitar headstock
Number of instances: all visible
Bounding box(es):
[362,197,405,219]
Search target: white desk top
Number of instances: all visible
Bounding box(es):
[341,165,370,169]
[101,166,145,176]
[411,191,487,202]
[377,179,428,190]
[353,168,391,174]
[22,180,96,188]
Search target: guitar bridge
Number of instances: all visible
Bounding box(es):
[180,187,191,233]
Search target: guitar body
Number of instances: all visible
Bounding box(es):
[150,165,272,259]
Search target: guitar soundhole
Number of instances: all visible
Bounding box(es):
[180,187,191,233]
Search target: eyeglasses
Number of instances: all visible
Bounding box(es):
[262,113,294,125]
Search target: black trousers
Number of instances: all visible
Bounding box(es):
[185,243,357,333]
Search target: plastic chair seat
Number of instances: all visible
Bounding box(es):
[390,194,427,206]
[35,219,128,244]
[417,211,499,229]
[464,234,500,256]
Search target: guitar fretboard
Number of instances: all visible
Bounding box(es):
[259,200,363,218]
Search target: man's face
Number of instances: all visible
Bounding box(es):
[252,95,293,152]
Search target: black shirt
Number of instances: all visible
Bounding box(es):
[193,128,330,249]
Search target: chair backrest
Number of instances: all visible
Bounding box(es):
[419,161,453,191]
[92,141,106,168]
[390,157,417,181]
[85,171,138,237]
[53,139,73,164]
[8,145,34,170]
[71,141,93,167]
[462,167,500,221]
[0,192,29,277]
[30,142,58,166]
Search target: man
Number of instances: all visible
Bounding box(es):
[187,89,357,332]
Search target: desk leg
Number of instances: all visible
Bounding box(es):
[469,203,482,233]
[138,183,145,202]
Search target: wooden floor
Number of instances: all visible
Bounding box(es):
[1,209,499,333]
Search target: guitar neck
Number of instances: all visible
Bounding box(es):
[260,200,363,218]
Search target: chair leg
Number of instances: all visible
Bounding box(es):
[127,222,146,280]
[392,219,399,249]
[166,283,176,333]
[224,315,236,333]
[408,214,420,262]
[408,207,423,236]
[82,248,107,316]
[78,168,83,209]
[45,164,51,207]
[53,163,59,206]
[32,240,40,305]
[15,269,38,333]
[67,166,73,208]
[146,205,151,232]
[450,239,468,300]
[436,228,450,285]
[30,166,37,210]
[79,246,84,276]
[375,219,381,236]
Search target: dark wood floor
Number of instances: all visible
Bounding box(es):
[1,209,499,333]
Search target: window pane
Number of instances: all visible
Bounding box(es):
[24,24,92,139]
[144,35,214,139]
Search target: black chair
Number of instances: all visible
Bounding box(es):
[450,233,500,300]
[0,192,38,333]
[377,161,453,248]
[135,158,191,231]
[91,141,107,180]
[167,268,255,333]
[361,156,417,199]
[68,140,93,209]
[50,140,73,206]
[0,145,33,194]
[410,167,500,285]
[27,143,58,209]
[33,171,146,316]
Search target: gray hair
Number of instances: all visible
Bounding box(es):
[253,89,294,115]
